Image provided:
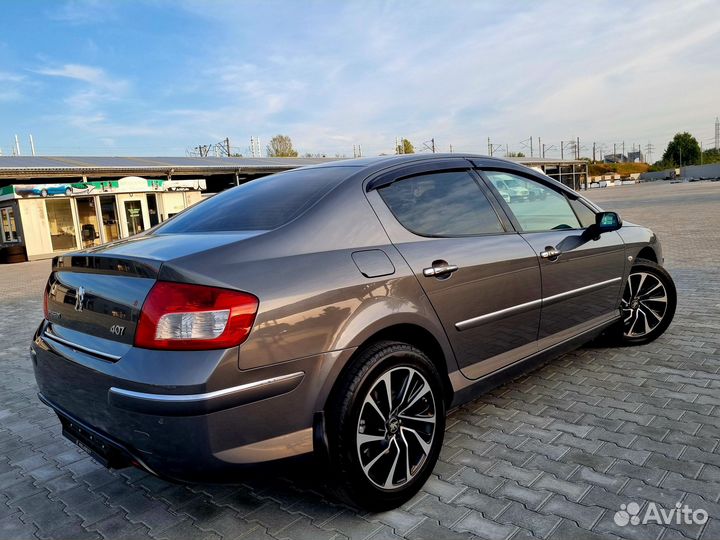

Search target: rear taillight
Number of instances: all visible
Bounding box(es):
[43,281,50,319]
[135,282,258,350]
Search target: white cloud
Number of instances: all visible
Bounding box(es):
[34,63,128,93]
[48,0,117,24]
[0,71,26,102]
[0,71,24,83]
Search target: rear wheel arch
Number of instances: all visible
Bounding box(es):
[325,323,454,412]
[321,336,447,509]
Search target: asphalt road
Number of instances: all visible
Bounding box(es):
[1,181,719,540]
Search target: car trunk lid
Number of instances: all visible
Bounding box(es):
[43,232,263,355]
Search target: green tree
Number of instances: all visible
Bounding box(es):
[661,132,701,166]
[702,148,720,164]
[267,135,299,157]
[396,138,414,154]
[506,151,525,157]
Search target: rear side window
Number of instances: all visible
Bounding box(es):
[378,171,504,236]
[157,167,353,232]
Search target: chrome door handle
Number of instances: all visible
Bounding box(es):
[423,264,459,277]
[540,247,562,260]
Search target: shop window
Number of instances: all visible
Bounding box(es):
[100,196,120,242]
[1,207,18,242]
[45,199,77,251]
[76,197,102,248]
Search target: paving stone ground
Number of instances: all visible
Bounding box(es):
[1,181,720,540]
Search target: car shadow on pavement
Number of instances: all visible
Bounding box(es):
[115,452,358,516]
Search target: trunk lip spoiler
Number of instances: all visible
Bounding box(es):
[53,253,161,278]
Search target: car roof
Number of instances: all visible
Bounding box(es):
[309,153,511,170]
[288,153,580,199]
[304,153,583,201]
[307,153,565,181]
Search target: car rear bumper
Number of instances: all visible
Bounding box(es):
[107,371,304,416]
[38,392,155,473]
[30,324,328,481]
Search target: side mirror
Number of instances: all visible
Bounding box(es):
[583,211,622,240]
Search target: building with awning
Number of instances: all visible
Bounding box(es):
[0,155,587,263]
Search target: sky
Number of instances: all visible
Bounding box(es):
[1,0,719,160]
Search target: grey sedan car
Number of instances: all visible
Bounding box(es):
[32,154,676,509]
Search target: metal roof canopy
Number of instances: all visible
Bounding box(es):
[0,156,340,180]
[0,154,586,181]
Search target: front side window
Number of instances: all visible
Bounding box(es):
[0,207,18,242]
[378,170,504,236]
[484,171,581,232]
[569,198,597,228]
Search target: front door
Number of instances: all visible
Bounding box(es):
[367,165,542,380]
[482,170,626,340]
[147,194,160,227]
[123,200,146,236]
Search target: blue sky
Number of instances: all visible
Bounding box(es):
[1,0,719,158]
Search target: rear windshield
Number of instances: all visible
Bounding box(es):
[156,166,354,233]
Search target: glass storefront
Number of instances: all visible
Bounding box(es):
[76,197,102,248]
[45,199,77,252]
[0,181,205,261]
[99,196,120,243]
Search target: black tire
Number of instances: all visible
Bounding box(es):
[326,340,446,510]
[65,188,72,196]
[40,189,48,197]
[614,258,677,345]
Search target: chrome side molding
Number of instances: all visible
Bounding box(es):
[456,298,542,330]
[456,277,623,331]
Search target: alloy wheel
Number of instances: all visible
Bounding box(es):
[621,271,669,338]
[356,366,436,490]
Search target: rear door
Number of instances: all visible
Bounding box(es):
[366,160,542,380]
[480,169,626,341]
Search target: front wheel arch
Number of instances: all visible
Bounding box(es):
[636,246,658,263]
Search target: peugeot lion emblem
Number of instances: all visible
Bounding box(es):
[74,286,86,312]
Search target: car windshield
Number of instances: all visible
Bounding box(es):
[156,166,356,233]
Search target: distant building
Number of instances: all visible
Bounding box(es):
[603,153,626,164]
[603,151,645,164]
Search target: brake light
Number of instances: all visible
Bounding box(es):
[135,282,258,350]
[43,281,50,319]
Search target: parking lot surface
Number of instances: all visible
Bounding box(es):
[1,181,719,540]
